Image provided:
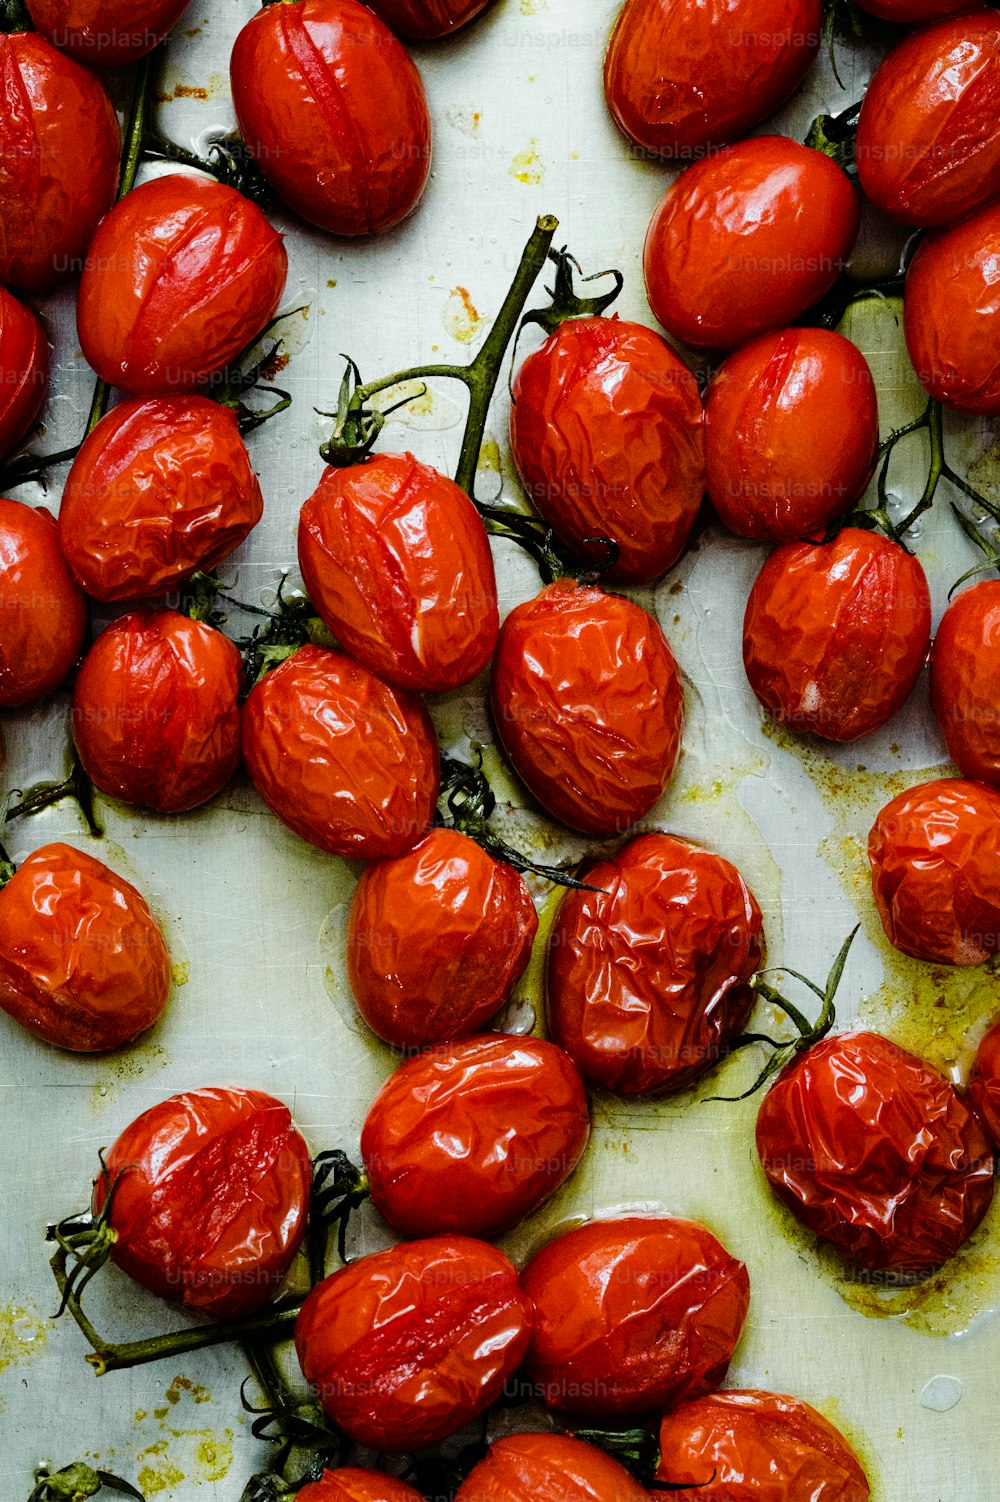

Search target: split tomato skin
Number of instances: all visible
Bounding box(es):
[298,1471,424,1502]
[903,202,1000,416]
[929,581,1000,785]
[454,1433,650,1502]
[969,1020,1000,1151]
[0,499,88,708]
[364,0,492,39]
[0,288,48,463]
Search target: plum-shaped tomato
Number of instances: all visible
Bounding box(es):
[454,1433,650,1502]
[365,0,492,38]
[25,0,194,66]
[0,499,88,707]
[298,1472,424,1502]
[904,201,1000,415]
[930,581,1000,786]
[970,1020,1000,1151]
[0,288,48,462]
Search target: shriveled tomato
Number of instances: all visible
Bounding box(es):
[298,1471,423,1502]
[521,1215,750,1418]
[743,528,931,741]
[969,1020,1000,1151]
[365,0,492,39]
[77,174,288,397]
[490,580,684,836]
[25,0,193,65]
[855,0,967,17]
[295,1236,533,1450]
[644,137,859,350]
[0,288,48,463]
[903,201,1000,415]
[71,609,242,813]
[230,0,431,238]
[509,316,704,584]
[454,1433,649,1502]
[0,499,88,708]
[93,1086,312,1317]
[241,645,439,860]
[929,582,1000,785]
[705,329,878,541]
[298,453,498,693]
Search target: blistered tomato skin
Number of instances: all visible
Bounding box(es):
[510,316,705,584]
[364,0,491,38]
[93,1086,312,1318]
[454,1433,650,1502]
[903,203,1000,416]
[969,1021,1000,1151]
[298,454,498,693]
[929,582,1000,785]
[0,289,48,463]
[521,1215,750,1418]
[25,0,193,65]
[298,1471,425,1502]
[705,329,879,542]
[295,1236,533,1451]
[230,0,431,238]
[643,137,859,350]
[743,528,931,742]
[360,1034,590,1239]
[0,500,88,708]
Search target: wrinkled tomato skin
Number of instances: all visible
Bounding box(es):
[58,397,264,604]
[856,13,1000,230]
[520,1215,750,1419]
[346,828,537,1049]
[490,581,684,837]
[295,1236,533,1450]
[0,499,88,708]
[969,1020,1000,1151]
[77,174,288,397]
[929,581,1000,785]
[454,1433,649,1502]
[93,1086,312,1318]
[643,137,859,350]
[743,528,931,742]
[903,202,1000,415]
[71,610,242,813]
[365,0,491,39]
[230,0,431,238]
[510,316,705,584]
[298,453,498,693]
[360,1034,590,1239]
[0,288,48,463]
[241,645,439,861]
[705,329,879,542]
[0,842,170,1053]
[547,833,763,1096]
[756,1029,994,1274]
[298,1470,424,1502]
[25,0,193,65]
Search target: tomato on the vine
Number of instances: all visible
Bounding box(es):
[904,201,1000,416]
[365,0,492,39]
[0,288,48,462]
[970,1020,1000,1151]
[0,499,88,708]
[454,1433,649,1502]
[929,581,1000,786]
[25,0,194,65]
[298,1472,424,1502]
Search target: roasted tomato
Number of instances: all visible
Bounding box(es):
[0,33,119,292]
[705,329,878,542]
[242,645,439,860]
[0,499,88,708]
[547,832,763,1096]
[71,609,242,813]
[454,1433,649,1502]
[856,12,1000,230]
[77,174,288,397]
[969,1020,1000,1151]
[757,1029,994,1273]
[903,201,1000,415]
[295,1236,533,1450]
[743,528,931,742]
[93,1086,312,1318]
[604,0,822,160]
[359,1034,590,1239]
[929,582,1000,785]
[230,0,431,237]
[25,0,193,65]
[0,842,170,1053]
[509,316,705,584]
[0,288,48,463]
[364,0,492,39]
[298,453,498,693]
[643,137,859,350]
[298,1471,424,1502]
[490,580,684,837]
[346,828,537,1049]
[520,1215,750,1418]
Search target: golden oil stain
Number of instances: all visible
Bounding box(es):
[510,138,546,185]
[521,0,546,13]
[368,379,464,434]
[90,1039,170,1113]
[444,103,482,137]
[813,1398,883,1502]
[134,1409,147,1422]
[442,285,485,344]
[165,1374,211,1405]
[326,279,337,289]
[136,1423,233,1492]
[170,959,190,987]
[475,437,503,502]
[138,1443,185,1497]
[0,1304,47,1372]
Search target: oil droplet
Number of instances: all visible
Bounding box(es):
[920,1375,963,1412]
[443,285,485,344]
[510,138,545,185]
[0,1304,48,1372]
[476,437,503,502]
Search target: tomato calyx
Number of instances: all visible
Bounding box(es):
[568,1426,717,1492]
[517,245,624,338]
[805,99,861,176]
[28,1463,145,1502]
[307,1150,370,1276]
[144,128,272,208]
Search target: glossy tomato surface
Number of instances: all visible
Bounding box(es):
[93,1086,311,1317]
[930,581,1000,785]
[454,1433,649,1502]
[230,0,431,237]
[71,610,242,813]
[904,201,1000,415]
[365,0,492,38]
[295,1236,532,1450]
[0,499,88,708]
[521,1215,750,1418]
[743,528,931,741]
[490,580,684,836]
[643,137,859,350]
[25,0,193,65]
[510,315,705,584]
[346,828,537,1048]
[969,1020,1000,1151]
[298,452,498,692]
[298,1471,424,1502]
[77,174,287,396]
[0,287,48,463]
[547,832,763,1096]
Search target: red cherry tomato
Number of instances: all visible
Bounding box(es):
[490,580,684,837]
[241,645,439,860]
[298,453,498,693]
[360,1034,590,1239]
[0,33,119,292]
[0,288,48,463]
[643,137,859,350]
[71,609,242,813]
[93,1086,312,1318]
[757,1029,994,1273]
[230,0,431,237]
[364,0,492,39]
[77,174,288,397]
[604,0,822,160]
[295,1236,533,1450]
[0,499,88,708]
[903,201,1000,415]
[346,827,537,1049]
[705,329,878,541]
[454,1433,650,1502]
[298,1471,424,1502]
[25,0,193,65]
[969,1020,1000,1151]
[742,528,931,742]
[58,397,263,604]
[855,0,967,16]
[520,1215,750,1418]
[929,581,1000,785]
[0,842,170,1053]
[856,13,1000,230]
[547,832,763,1096]
[509,316,705,584]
